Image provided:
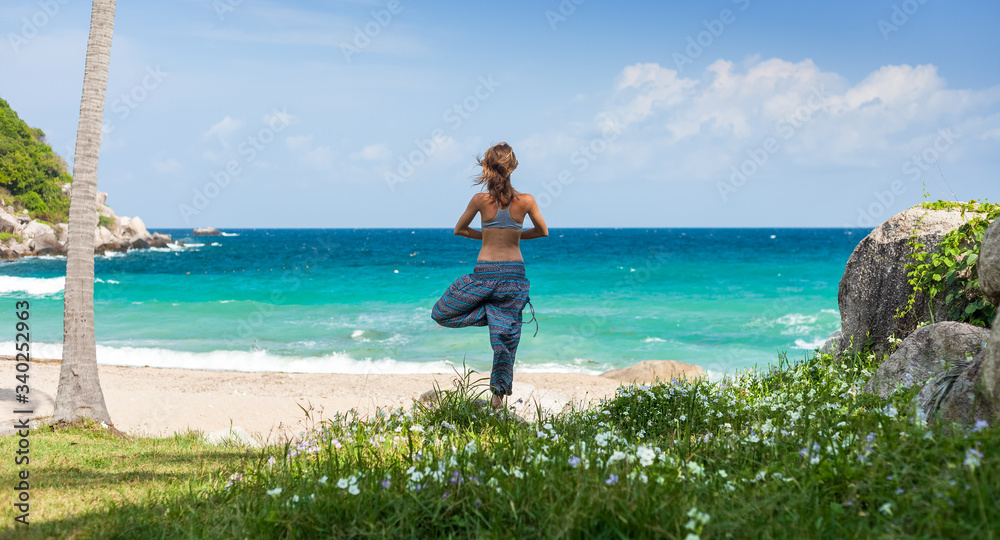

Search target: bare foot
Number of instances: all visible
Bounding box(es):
[491,394,505,409]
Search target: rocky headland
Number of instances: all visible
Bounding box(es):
[0,183,172,259]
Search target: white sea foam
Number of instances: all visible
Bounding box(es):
[515,361,605,375]
[0,276,65,295]
[220,232,239,236]
[351,329,365,339]
[642,337,666,343]
[6,341,458,375]
[775,313,818,326]
[793,338,828,350]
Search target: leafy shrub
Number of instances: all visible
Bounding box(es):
[900,200,999,327]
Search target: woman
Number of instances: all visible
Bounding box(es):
[431,142,549,409]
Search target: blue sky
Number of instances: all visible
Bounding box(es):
[2,0,999,228]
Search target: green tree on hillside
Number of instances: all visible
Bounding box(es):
[0,97,73,221]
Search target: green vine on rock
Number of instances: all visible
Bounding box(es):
[897,200,999,328]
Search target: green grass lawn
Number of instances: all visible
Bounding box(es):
[2,349,997,538]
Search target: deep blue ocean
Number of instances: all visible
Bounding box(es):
[0,228,868,378]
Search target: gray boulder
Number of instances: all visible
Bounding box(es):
[980,219,1000,306]
[149,232,171,248]
[29,232,63,256]
[0,211,19,234]
[838,206,979,358]
[916,348,990,426]
[819,329,843,356]
[130,236,151,250]
[193,227,222,236]
[917,313,1000,426]
[124,215,148,238]
[14,212,31,225]
[864,321,988,399]
[20,221,54,239]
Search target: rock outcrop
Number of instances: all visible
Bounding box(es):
[915,345,990,426]
[0,188,171,259]
[914,225,999,427]
[864,321,988,399]
[980,219,1000,307]
[599,360,704,384]
[193,227,222,236]
[838,206,979,358]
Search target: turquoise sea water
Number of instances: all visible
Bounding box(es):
[0,228,867,377]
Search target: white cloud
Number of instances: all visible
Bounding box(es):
[202,116,244,147]
[539,56,1000,181]
[353,143,392,161]
[302,146,333,171]
[152,155,183,174]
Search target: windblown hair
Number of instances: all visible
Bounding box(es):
[474,142,519,207]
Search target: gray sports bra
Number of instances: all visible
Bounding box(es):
[481,201,524,230]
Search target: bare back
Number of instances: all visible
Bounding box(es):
[478,193,528,261]
[451,191,549,261]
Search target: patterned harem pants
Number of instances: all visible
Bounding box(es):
[432,260,536,396]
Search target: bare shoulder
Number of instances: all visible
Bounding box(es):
[470,192,488,207]
[516,193,537,208]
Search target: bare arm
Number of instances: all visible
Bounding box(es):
[453,195,483,240]
[519,195,548,240]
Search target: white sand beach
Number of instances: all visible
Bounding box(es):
[1,358,703,446]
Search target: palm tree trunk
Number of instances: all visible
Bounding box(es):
[52,0,116,425]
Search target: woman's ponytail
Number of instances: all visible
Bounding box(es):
[474,142,518,207]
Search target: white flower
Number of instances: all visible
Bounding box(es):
[318,476,328,484]
[595,432,612,448]
[512,468,524,479]
[266,487,282,496]
[636,446,656,467]
[879,502,893,516]
[686,461,703,476]
[410,425,425,433]
[337,478,350,489]
[348,484,360,495]
[608,451,628,465]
